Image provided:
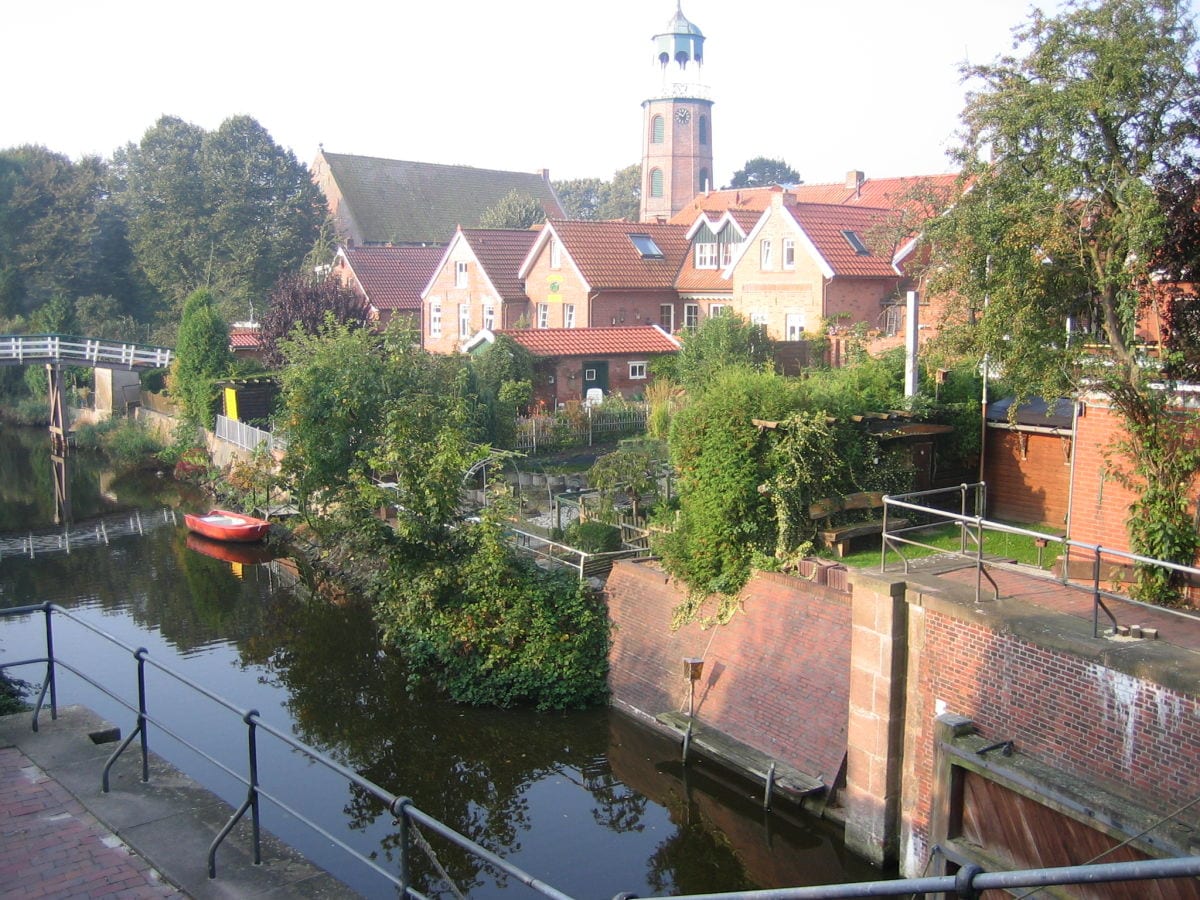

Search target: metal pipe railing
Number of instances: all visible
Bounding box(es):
[4,601,1200,899]
[883,483,1200,635]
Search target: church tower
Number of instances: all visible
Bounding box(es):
[639,2,714,223]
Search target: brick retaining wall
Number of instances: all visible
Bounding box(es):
[605,559,852,790]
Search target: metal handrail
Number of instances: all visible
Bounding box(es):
[5,601,1200,899]
[882,483,1200,636]
[0,602,573,898]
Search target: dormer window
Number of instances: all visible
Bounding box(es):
[842,230,871,255]
[629,233,664,259]
[695,243,717,269]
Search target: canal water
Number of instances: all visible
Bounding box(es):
[0,426,880,898]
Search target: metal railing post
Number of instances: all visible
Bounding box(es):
[390,797,413,896]
[136,648,150,782]
[43,601,57,720]
[246,711,263,865]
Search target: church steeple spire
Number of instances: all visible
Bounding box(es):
[653,1,705,71]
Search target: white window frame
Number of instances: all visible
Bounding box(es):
[659,304,674,332]
[684,303,700,330]
[721,242,737,267]
[482,302,495,331]
[694,243,718,269]
[785,313,804,341]
[550,239,561,270]
[455,260,469,288]
[430,302,442,339]
[783,238,796,270]
[709,303,727,317]
[629,361,648,380]
[564,303,576,328]
[538,302,549,329]
[751,311,768,326]
[459,303,470,338]
[760,239,773,270]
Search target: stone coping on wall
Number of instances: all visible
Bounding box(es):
[853,564,1200,698]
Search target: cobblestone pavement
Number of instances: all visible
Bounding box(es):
[0,745,183,899]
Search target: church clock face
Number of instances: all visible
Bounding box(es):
[674,107,691,125]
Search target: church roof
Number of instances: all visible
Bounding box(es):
[317,151,564,246]
[340,245,444,312]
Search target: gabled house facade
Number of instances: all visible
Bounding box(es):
[467,325,681,408]
[422,228,539,355]
[335,245,444,330]
[518,220,690,334]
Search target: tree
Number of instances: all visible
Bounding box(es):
[0,146,139,323]
[925,0,1200,603]
[170,288,231,428]
[477,190,545,229]
[114,115,326,329]
[727,157,801,189]
[259,272,370,367]
[553,163,641,221]
[659,312,775,392]
[470,334,534,445]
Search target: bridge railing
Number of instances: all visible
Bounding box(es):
[0,334,172,369]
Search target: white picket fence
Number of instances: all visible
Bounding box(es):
[513,405,648,453]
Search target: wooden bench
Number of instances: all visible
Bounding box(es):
[810,491,907,558]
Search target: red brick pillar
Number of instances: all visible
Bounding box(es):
[843,571,909,866]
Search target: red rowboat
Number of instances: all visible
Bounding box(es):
[183,509,271,543]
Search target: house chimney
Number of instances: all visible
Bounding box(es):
[845,170,865,190]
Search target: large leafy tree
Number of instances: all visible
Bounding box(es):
[259,272,370,367]
[658,312,775,392]
[553,163,640,221]
[926,0,1200,602]
[114,115,326,329]
[727,157,801,189]
[0,146,140,325]
[477,190,545,229]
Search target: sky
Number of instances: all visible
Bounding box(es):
[3,0,1187,188]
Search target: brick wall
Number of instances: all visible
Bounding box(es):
[984,429,1072,527]
[605,559,851,786]
[901,595,1200,876]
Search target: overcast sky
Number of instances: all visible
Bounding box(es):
[5,0,1185,187]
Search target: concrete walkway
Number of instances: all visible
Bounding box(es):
[0,706,354,899]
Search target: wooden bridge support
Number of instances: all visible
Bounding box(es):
[47,363,69,451]
[52,452,72,525]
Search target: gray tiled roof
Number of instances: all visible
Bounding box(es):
[321,152,564,246]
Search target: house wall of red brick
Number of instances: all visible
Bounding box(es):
[423,242,505,355]
[532,354,664,407]
[1067,401,1145,554]
[524,239,588,327]
[900,592,1200,878]
[605,560,852,791]
[984,429,1072,527]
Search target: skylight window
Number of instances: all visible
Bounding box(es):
[842,230,871,255]
[629,233,664,259]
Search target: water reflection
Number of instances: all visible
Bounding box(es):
[0,426,878,898]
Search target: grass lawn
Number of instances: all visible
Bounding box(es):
[835,520,1063,570]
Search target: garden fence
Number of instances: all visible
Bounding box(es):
[513,404,647,453]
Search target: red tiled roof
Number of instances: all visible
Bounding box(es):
[229,327,262,350]
[341,246,444,311]
[549,220,690,289]
[788,203,901,278]
[497,325,680,357]
[460,229,539,301]
[669,174,959,224]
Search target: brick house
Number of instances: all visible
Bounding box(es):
[422,227,539,354]
[466,325,681,408]
[334,245,443,330]
[518,220,690,334]
[311,150,564,247]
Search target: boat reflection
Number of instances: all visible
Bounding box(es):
[186,532,279,566]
